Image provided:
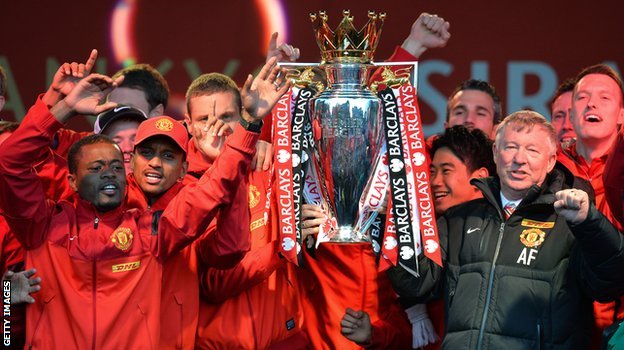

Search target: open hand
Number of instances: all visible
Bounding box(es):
[61,73,124,117]
[2,269,41,305]
[43,49,98,106]
[266,32,300,63]
[241,57,291,121]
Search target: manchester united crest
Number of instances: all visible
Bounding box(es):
[110,227,134,251]
[520,228,545,248]
[155,118,174,132]
[249,184,261,208]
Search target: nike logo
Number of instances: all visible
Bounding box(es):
[466,227,480,234]
[69,235,77,241]
[113,106,129,113]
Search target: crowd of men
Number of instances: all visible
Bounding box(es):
[1,12,624,350]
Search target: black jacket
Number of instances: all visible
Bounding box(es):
[388,169,624,350]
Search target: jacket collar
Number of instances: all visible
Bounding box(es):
[471,169,570,215]
[187,139,214,178]
[125,173,185,211]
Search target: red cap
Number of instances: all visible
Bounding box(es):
[134,116,189,154]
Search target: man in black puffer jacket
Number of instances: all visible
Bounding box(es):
[388,110,624,350]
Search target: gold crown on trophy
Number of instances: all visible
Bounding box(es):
[310,10,385,63]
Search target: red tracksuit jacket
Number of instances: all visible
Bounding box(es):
[195,169,307,350]
[558,144,624,332]
[0,98,257,349]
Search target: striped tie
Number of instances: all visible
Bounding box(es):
[504,203,516,220]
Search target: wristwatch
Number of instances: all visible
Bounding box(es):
[239,117,264,133]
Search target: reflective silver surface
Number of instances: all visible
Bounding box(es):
[310,63,383,242]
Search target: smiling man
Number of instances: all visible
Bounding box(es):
[430,125,494,215]
[389,110,624,349]
[558,64,624,340]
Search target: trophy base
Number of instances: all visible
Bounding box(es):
[326,226,371,244]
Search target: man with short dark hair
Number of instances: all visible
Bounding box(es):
[388,110,624,349]
[111,63,170,117]
[445,79,502,138]
[550,78,577,148]
[430,125,495,215]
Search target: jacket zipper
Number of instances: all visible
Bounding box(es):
[92,261,97,350]
[92,214,98,350]
[476,222,505,350]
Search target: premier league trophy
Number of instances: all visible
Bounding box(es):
[307,10,385,243]
[274,10,438,270]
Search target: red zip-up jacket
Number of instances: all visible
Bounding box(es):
[195,169,307,350]
[297,243,412,349]
[125,172,251,350]
[0,98,257,349]
[604,128,624,229]
[558,144,624,332]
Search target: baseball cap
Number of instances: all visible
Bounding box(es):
[94,105,148,134]
[134,116,189,154]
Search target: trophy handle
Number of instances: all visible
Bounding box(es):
[369,61,418,92]
[278,62,326,92]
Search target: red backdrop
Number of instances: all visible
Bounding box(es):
[1,0,623,135]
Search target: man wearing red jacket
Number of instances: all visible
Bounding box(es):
[156,58,289,349]
[556,64,624,338]
[0,72,263,349]
[183,65,306,349]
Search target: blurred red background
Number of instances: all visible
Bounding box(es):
[1,0,623,135]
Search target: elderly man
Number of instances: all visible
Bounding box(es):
[387,110,624,349]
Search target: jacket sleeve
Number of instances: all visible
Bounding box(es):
[200,240,283,303]
[369,46,418,85]
[604,128,624,228]
[571,204,624,301]
[156,124,257,261]
[52,128,90,158]
[0,98,63,249]
[386,214,447,303]
[194,179,250,269]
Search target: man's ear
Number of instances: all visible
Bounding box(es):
[67,173,78,192]
[492,143,498,165]
[180,160,188,180]
[490,123,499,140]
[148,104,164,118]
[617,106,624,125]
[184,113,192,134]
[470,166,490,180]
